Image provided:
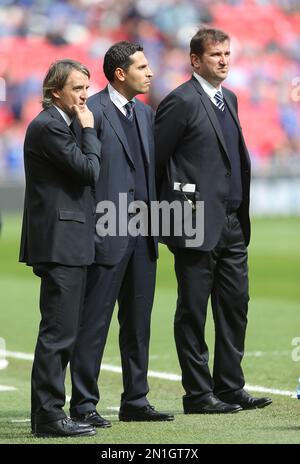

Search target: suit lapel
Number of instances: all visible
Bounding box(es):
[46,105,82,147]
[134,103,150,164]
[223,92,240,130]
[47,105,69,126]
[100,89,135,167]
[190,78,251,169]
[223,90,251,167]
[190,77,230,162]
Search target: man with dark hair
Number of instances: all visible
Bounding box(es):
[70,41,174,424]
[20,59,101,437]
[155,28,272,414]
[102,41,144,82]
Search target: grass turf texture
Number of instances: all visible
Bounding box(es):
[0,214,299,444]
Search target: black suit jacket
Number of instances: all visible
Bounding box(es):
[19,106,101,266]
[87,87,158,265]
[155,76,251,250]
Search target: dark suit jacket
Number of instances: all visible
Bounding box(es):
[155,76,251,250]
[19,105,101,266]
[87,87,158,265]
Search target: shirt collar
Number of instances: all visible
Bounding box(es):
[107,83,135,114]
[54,105,72,126]
[193,72,222,101]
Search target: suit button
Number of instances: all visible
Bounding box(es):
[225,172,231,177]
[129,189,134,193]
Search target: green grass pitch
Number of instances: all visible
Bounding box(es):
[0,214,299,444]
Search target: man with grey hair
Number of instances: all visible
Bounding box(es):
[19,59,101,437]
[155,28,272,414]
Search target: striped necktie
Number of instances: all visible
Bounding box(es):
[125,101,135,121]
[214,90,225,112]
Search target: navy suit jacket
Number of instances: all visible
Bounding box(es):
[87,87,158,265]
[155,76,251,250]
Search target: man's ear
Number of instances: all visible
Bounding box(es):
[52,89,61,100]
[114,67,126,82]
[190,53,202,69]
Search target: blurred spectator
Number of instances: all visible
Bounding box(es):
[1,0,300,181]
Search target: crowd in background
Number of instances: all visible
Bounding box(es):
[1,0,300,182]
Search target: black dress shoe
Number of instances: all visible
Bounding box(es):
[33,417,96,437]
[184,394,242,414]
[119,405,174,422]
[219,391,272,410]
[72,410,111,428]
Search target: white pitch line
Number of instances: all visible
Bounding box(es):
[11,419,30,423]
[0,385,17,392]
[12,416,120,423]
[2,350,296,398]
[245,384,295,398]
[244,351,291,357]
[150,352,292,359]
[2,350,33,361]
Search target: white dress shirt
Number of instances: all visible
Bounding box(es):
[193,72,223,107]
[107,83,135,116]
[54,105,72,126]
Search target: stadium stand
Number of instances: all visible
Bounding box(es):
[0,0,300,182]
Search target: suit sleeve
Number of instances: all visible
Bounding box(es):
[149,105,155,128]
[231,91,238,112]
[41,119,101,186]
[155,92,187,186]
[226,90,238,113]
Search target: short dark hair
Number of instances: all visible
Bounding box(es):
[190,28,230,57]
[103,41,143,82]
[42,59,90,109]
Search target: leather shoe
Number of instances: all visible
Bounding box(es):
[184,394,242,414]
[119,404,174,422]
[219,391,272,410]
[72,410,111,428]
[33,417,96,437]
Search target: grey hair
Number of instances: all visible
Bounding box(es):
[42,59,90,109]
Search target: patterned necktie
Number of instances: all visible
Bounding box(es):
[125,101,135,121]
[214,90,225,112]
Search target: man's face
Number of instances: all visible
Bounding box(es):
[192,40,231,87]
[52,69,90,117]
[121,51,153,98]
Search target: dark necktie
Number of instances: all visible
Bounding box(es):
[69,121,76,136]
[214,90,225,112]
[125,101,135,121]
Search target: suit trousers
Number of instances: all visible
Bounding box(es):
[170,212,249,409]
[31,263,87,425]
[70,235,156,415]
